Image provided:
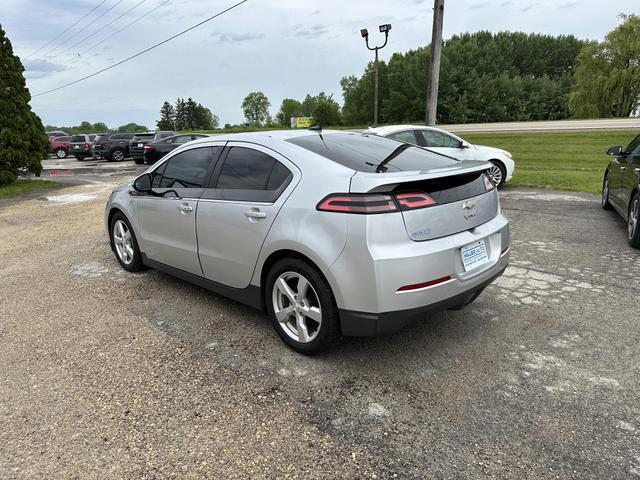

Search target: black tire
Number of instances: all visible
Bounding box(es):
[627,193,640,248]
[488,160,506,187]
[75,155,85,161]
[109,211,144,272]
[133,157,144,165]
[602,174,613,210]
[55,148,67,159]
[111,148,125,162]
[265,257,340,355]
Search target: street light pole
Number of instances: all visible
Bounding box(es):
[426,0,444,126]
[361,24,391,127]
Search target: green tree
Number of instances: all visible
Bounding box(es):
[342,31,583,124]
[302,92,342,126]
[569,14,640,118]
[192,103,218,130]
[174,98,186,130]
[92,122,109,133]
[0,25,49,178]
[156,101,175,130]
[117,122,147,133]
[276,98,304,126]
[242,91,271,126]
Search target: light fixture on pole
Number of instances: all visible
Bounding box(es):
[361,23,391,127]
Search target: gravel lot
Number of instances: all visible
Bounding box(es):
[1,177,639,479]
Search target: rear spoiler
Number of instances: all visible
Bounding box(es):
[349,160,491,193]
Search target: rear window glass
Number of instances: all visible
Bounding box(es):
[286,133,457,173]
[132,134,154,140]
[394,172,487,205]
[70,135,85,142]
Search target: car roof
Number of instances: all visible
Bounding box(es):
[368,124,460,138]
[185,129,351,146]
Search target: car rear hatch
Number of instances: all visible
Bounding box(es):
[349,163,498,241]
[289,132,499,241]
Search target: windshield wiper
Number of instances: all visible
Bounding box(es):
[375,143,411,173]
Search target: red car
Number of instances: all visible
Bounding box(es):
[50,136,71,159]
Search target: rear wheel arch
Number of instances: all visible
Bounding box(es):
[259,249,334,311]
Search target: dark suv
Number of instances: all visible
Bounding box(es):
[69,134,93,161]
[129,131,175,164]
[92,133,136,161]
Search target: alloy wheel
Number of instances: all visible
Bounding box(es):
[272,272,322,344]
[113,219,134,265]
[56,149,67,159]
[487,163,503,186]
[113,150,125,162]
[629,197,639,240]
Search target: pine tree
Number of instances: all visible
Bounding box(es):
[156,101,175,130]
[174,98,186,130]
[184,97,198,129]
[0,25,49,179]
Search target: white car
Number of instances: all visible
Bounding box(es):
[369,125,515,187]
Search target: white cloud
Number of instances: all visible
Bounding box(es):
[0,0,636,127]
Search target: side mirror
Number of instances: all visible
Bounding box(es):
[133,173,152,192]
[460,140,470,149]
[607,145,622,156]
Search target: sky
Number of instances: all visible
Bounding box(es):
[1,0,638,128]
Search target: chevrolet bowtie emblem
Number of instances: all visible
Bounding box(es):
[463,201,477,210]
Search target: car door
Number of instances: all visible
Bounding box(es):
[417,128,477,161]
[196,143,297,289]
[136,146,219,275]
[620,135,640,212]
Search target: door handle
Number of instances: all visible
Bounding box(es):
[245,210,267,219]
[177,203,193,213]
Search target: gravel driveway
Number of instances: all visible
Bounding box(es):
[1,178,638,479]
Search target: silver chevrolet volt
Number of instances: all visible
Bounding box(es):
[105,130,510,354]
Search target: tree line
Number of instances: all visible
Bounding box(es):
[156,98,219,131]
[44,121,148,134]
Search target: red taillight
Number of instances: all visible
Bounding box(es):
[484,174,495,191]
[144,145,154,150]
[84,143,90,148]
[317,194,398,214]
[397,275,452,292]
[395,192,437,211]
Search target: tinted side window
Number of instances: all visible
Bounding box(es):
[159,147,213,188]
[70,135,85,142]
[214,147,293,202]
[173,135,192,145]
[624,135,640,156]
[387,131,418,145]
[217,148,275,190]
[151,161,167,188]
[419,130,461,148]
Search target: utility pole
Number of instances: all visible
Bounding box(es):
[361,24,392,127]
[426,0,444,126]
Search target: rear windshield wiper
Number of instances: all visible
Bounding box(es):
[374,143,412,173]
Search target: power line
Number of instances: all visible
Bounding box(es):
[55,0,149,63]
[33,0,249,97]
[37,0,124,61]
[62,0,165,67]
[24,0,109,60]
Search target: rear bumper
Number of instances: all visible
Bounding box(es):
[130,148,144,159]
[339,266,505,336]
